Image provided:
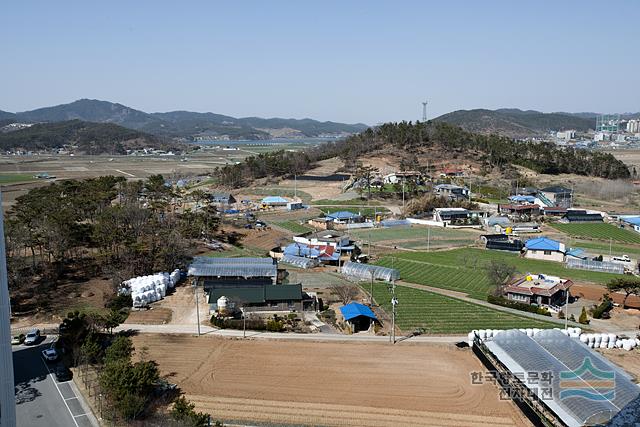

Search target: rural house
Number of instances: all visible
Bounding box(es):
[621,216,640,233]
[523,237,566,262]
[433,184,469,200]
[540,186,573,208]
[261,196,289,207]
[383,171,423,185]
[209,284,305,314]
[326,210,363,225]
[340,302,379,332]
[503,274,572,310]
[188,257,279,291]
[210,193,236,205]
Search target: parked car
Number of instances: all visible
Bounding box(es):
[42,347,58,362]
[54,365,73,382]
[24,329,40,345]
[11,334,25,345]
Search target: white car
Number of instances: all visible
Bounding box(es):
[24,329,40,345]
[41,348,58,362]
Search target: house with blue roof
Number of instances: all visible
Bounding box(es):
[620,216,640,233]
[524,237,566,263]
[261,196,289,207]
[326,210,363,224]
[339,302,379,332]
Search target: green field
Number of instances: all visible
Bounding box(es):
[318,206,390,217]
[368,283,556,333]
[0,174,36,184]
[572,240,640,258]
[551,223,640,244]
[377,248,620,299]
[274,220,313,234]
[350,226,477,250]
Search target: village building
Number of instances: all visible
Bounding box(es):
[503,274,572,309]
[325,210,363,225]
[523,237,565,262]
[561,210,604,223]
[433,184,469,200]
[261,196,289,207]
[339,302,380,333]
[621,216,640,233]
[209,193,236,205]
[382,171,423,185]
[209,284,305,314]
[539,186,573,208]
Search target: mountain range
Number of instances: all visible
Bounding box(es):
[0,99,368,140]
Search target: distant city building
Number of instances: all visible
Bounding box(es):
[556,130,575,141]
[596,114,620,133]
[627,119,640,134]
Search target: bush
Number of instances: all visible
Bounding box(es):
[171,396,210,426]
[486,295,551,316]
[210,315,267,331]
[558,310,565,319]
[592,296,613,320]
[266,318,285,332]
[579,307,589,324]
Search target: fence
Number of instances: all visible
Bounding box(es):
[566,258,624,275]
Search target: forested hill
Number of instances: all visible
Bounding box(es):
[0,120,182,154]
[215,121,631,187]
[435,108,595,138]
[4,99,368,139]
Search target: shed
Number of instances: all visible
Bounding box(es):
[261,196,289,206]
[326,211,362,223]
[209,284,304,313]
[340,302,379,332]
[562,210,603,223]
[210,193,236,205]
[524,237,565,262]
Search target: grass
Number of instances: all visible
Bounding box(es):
[274,220,314,234]
[368,283,556,333]
[377,248,621,299]
[318,206,390,217]
[572,240,640,258]
[0,174,36,184]
[550,223,640,244]
[350,226,476,243]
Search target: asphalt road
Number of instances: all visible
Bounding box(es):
[12,336,98,427]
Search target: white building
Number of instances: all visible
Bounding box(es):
[556,130,575,141]
[627,119,640,134]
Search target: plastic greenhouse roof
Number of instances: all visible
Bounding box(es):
[341,261,399,282]
[261,196,289,204]
[281,255,319,269]
[188,263,277,278]
[485,329,640,427]
[340,302,378,321]
[191,257,274,265]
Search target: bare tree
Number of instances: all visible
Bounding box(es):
[486,261,516,296]
[330,283,359,305]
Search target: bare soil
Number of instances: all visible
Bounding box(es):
[571,283,640,309]
[133,334,530,427]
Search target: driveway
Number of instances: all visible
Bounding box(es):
[12,336,98,427]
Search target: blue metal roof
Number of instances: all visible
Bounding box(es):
[283,243,321,258]
[525,237,561,251]
[261,196,288,204]
[509,195,536,203]
[622,216,640,226]
[340,302,378,321]
[327,211,361,220]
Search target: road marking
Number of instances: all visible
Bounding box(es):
[114,169,135,177]
[73,413,88,418]
[40,358,80,427]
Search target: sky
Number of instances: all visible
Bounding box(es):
[2,1,639,124]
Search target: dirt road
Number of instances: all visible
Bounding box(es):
[134,334,530,426]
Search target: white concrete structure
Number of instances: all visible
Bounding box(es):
[0,192,16,427]
[627,119,640,134]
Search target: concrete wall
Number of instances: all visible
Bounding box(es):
[524,250,564,263]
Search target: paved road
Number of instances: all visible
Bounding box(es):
[116,323,463,343]
[12,337,98,427]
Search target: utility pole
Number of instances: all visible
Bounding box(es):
[422,101,428,122]
[0,190,16,427]
[391,280,397,344]
[609,238,612,256]
[370,271,374,306]
[427,227,431,251]
[402,177,405,213]
[565,288,570,331]
[241,307,246,338]
[294,174,297,199]
[193,281,201,336]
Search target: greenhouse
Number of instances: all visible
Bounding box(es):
[281,255,319,269]
[341,261,399,283]
[485,329,640,427]
[191,256,275,266]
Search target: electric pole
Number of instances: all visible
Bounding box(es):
[422,101,428,122]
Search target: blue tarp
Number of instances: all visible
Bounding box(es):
[327,211,361,220]
[525,237,561,251]
[340,302,378,322]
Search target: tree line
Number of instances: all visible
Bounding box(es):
[214,121,631,187]
[5,174,220,312]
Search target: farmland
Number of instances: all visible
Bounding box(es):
[377,248,621,299]
[274,220,314,234]
[550,222,640,244]
[318,206,390,217]
[369,283,556,333]
[0,174,36,184]
[572,240,640,258]
[350,225,478,250]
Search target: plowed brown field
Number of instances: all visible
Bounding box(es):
[134,334,530,426]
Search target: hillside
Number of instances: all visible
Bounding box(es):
[0,120,181,154]
[435,108,595,138]
[6,99,368,140]
[215,121,631,187]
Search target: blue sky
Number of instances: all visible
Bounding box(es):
[2,1,639,124]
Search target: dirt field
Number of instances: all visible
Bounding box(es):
[133,334,530,426]
[599,348,640,381]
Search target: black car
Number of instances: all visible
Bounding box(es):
[54,365,73,382]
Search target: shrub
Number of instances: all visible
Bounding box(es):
[558,310,565,319]
[266,319,285,332]
[592,296,613,319]
[579,307,589,324]
[486,295,551,316]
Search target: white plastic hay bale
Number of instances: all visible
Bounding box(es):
[630,340,637,349]
[594,335,602,345]
[486,330,493,338]
[574,327,582,335]
[560,329,569,336]
[623,341,633,351]
[616,340,623,348]
[635,338,640,347]
[608,333,617,342]
[479,330,487,340]
[526,328,534,337]
[588,342,594,348]
[467,332,475,341]
[607,341,615,349]
[599,341,607,349]
[579,334,588,343]
[601,334,609,343]
[492,329,499,337]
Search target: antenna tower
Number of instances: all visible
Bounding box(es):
[421,101,428,122]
